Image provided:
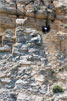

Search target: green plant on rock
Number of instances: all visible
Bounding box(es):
[53,85,64,93]
[64,65,67,71]
[63,24,67,28]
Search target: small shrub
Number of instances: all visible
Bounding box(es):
[64,65,67,71]
[53,85,64,93]
[63,24,67,28]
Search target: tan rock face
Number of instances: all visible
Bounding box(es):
[0,1,67,100]
[0,0,16,14]
[54,0,67,21]
[0,14,16,28]
[0,0,67,47]
[43,31,67,54]
[0,0,67,53]
[0,0,16,31]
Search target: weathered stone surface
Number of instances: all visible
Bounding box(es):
[0,45,11,52]
[0,14,16,28]
[0,0,67,101]
[0,0,16,14]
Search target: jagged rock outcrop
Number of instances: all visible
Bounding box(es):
[0,0,67,101]
[0,0,67,52]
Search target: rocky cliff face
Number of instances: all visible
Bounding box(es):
[0,0,67,101]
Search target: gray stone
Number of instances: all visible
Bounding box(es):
[20,44,28,52]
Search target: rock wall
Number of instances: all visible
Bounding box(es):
[0,0,67,53]
[0,0,67,101]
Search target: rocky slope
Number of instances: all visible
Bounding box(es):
[0,0,67,101]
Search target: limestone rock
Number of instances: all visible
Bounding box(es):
[0,0,67,100]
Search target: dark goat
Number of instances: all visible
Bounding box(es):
[42,21,50,34]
